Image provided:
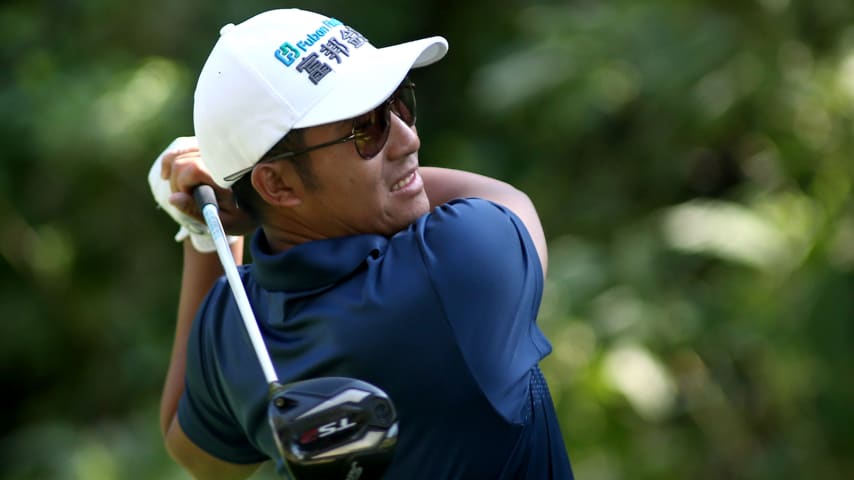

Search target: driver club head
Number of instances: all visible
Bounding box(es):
[268,377,399,480]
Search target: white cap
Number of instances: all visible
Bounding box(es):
[193,9,448,187]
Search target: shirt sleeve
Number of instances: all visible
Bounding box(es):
[414,198,552,423]
[177,281,268,464]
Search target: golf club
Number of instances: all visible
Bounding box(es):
[192,184,399,480]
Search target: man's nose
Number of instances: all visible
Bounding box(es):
[382,112,420,160]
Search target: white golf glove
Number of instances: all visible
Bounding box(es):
[148,136,239,253]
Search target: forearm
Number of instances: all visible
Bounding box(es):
[420,166,516,209]
[419,166,549,275]
[159,238,244,437]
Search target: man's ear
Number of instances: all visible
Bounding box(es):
[250,162,303,208]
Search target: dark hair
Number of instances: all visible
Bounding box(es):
[231,129,319,222]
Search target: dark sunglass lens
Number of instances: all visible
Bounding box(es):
[354,105,390,158]
[393,86,416,126]
[352,81,415,159]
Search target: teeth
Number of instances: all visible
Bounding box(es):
[392,173,414,191]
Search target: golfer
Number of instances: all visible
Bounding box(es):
[152,8,573,479]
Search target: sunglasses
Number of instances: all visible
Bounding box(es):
[225,80,417,182]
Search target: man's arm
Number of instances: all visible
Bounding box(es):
[156,145,262,479]
[159,242,235,438]
[159,241,262,480]
[419,166,548,276]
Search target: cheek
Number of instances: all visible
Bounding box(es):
[350,165,385,195]
[318,159,386,205]
[331,171,382,210]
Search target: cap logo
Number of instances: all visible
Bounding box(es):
[273,18,370,86]
[275,42,300,67]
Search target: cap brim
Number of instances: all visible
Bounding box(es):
[293,36,448,129]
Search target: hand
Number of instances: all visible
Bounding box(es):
[159,141,256,236]
[149,137,257,252]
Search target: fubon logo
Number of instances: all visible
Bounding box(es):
[274,18,343,67]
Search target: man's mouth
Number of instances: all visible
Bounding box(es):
[391,172,416,192]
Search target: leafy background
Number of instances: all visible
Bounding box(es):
[1,0,852,478]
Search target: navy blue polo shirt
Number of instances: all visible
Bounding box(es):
[178,198,573,479]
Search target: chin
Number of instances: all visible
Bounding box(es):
[383,204,430,236]
[407,197,431,223]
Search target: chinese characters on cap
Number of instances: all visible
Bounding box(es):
[275,18,370,85]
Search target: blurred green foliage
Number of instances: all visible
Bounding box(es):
[2,0,852,478]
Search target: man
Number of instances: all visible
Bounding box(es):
[152,8,573,479]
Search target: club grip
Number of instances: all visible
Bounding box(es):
[193,184,218,210]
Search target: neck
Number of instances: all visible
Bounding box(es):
[259,222,317,254]
[259,207,347,253]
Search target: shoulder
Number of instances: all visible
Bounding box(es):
[410,198,542,277]
[389,198,544,316]
[180,266,269,464]
[195,266,254,328]
[423,197,520,232]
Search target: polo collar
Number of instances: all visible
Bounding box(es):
[250,229,389,292]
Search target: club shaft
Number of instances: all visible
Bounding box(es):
[199,203,279,386]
